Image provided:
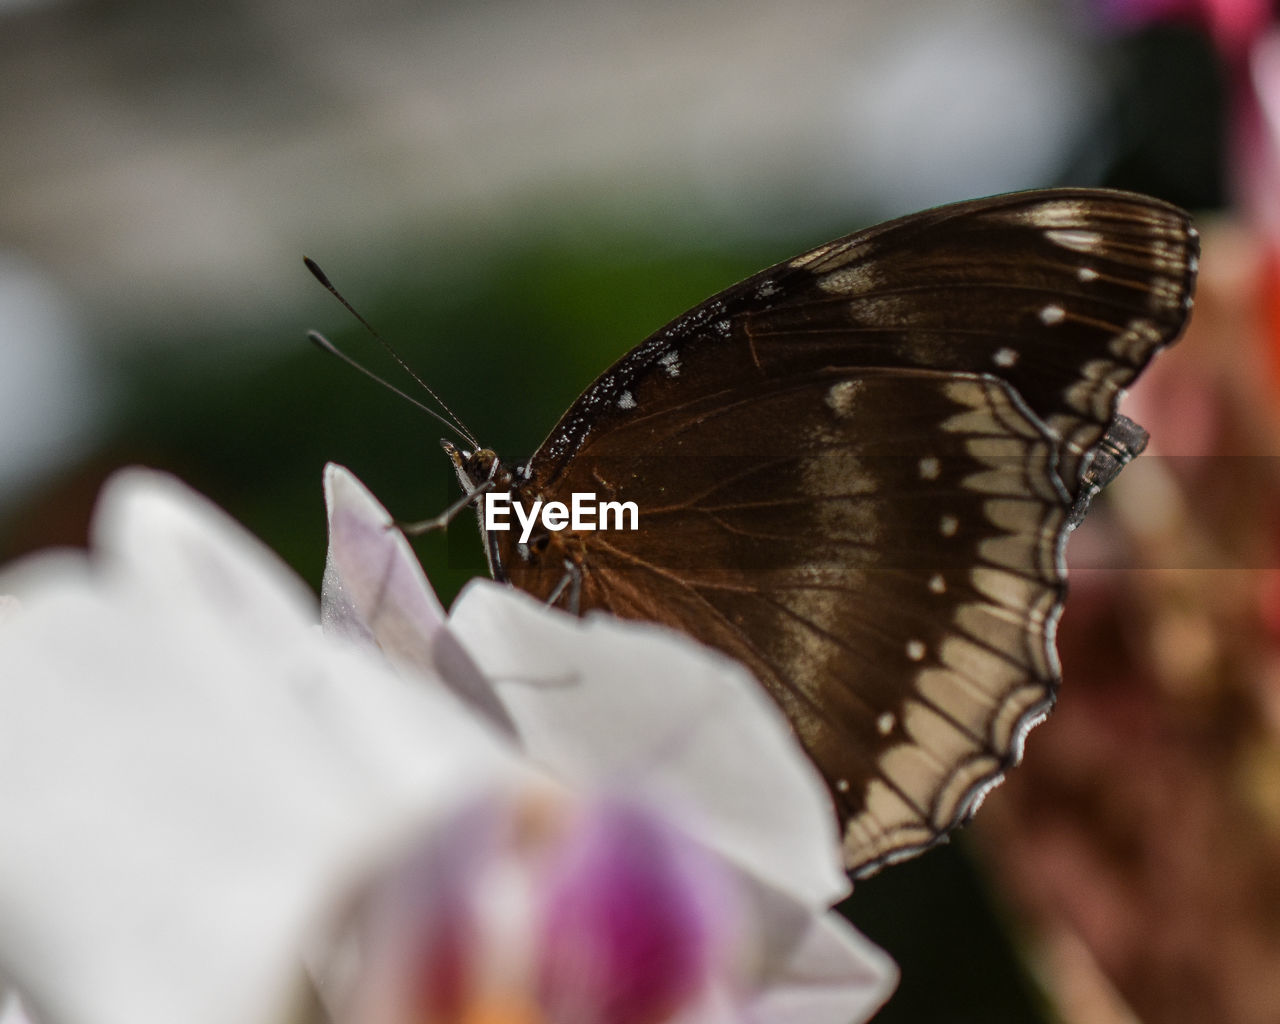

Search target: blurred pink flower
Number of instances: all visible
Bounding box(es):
[1096,0,1280,390]
[974,220,1280,1024]
[1095,0,1270,61]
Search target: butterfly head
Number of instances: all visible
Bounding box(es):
[442,440,551,581]
[441,440,511,495]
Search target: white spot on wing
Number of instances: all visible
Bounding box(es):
[1017,199,1088,228]
[756,280,779,298]
[1039,305,1065,326]
[1147,275,1184,312]
[1077,266,1099,282]
[658,350,681,377]
[928,573,946,594]
[825,380,862,416]
[1045,228,1104,252]
[906,640,926,662]
[993,347,1018,367]
[817,262,880,295]
[939,514,959,537]
[1108,318,1161,362]
[790,243,840,269]
[618,390,636,410]
[876,712,896,736]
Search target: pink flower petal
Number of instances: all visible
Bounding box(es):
[538,799,732,1024]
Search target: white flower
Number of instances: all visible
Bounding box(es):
[0,990,35,1024]
[0,467,896,1024]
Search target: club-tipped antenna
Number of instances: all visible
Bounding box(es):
[303,256,479,449]
[308,330,477,447]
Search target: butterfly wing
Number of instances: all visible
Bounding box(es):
[502,367,1070,875]
[494,188,1197,876]
[527,189,1197,501]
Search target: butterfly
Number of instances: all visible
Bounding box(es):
[427,189,1198,878]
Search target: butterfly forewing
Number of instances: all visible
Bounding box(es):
[745,195,1194,493]
[472,189,1196,877]
[530,190,1196,501]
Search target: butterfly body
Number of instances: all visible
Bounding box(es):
[447,188,1198,877]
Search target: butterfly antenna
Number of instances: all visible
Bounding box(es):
[307,330,475,446]
[303,256,480,449]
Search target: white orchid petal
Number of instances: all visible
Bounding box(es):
[668,985,744,1024]
[448,580,849,909]
[0,470,524,1024]
[0,991,34,1024]
[663,869,895,1024]
[322,464,513,733]
[320,551,378,647]
[322,463,446,643]
[93,468,321,639]
[749,902,897,1024]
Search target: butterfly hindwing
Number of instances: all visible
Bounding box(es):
[499,367,1070,875]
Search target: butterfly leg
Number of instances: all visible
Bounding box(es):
[543,559,583,614]
[398,478,496,536]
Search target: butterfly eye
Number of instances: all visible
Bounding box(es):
[530,533,551,555]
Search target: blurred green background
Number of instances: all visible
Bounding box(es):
[0,1,1236,1021]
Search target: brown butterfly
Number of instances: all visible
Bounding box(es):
[343,189,1198,878]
